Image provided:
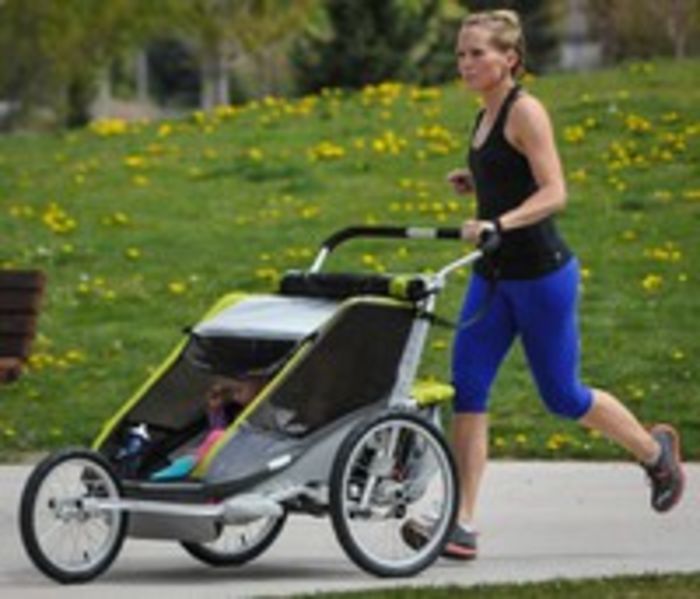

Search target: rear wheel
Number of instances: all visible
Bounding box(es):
[181,512,286,567]
[19,448,127,583]
[330,410,458,577]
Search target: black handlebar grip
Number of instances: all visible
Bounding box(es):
[478,227,501,253]
[435,227,462,240]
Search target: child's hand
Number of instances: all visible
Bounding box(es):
[446,168,474,195]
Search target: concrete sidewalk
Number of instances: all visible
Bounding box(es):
[1,461,698,598]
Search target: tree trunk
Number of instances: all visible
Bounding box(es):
[668,0,690,59]
[135,49,149,104]
[91,66,112,119]
[215,49,230,106]
[200,43,229,110]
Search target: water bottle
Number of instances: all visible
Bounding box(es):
[116,423,150,477]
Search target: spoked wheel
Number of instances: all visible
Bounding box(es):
[181,512,287,567]
[330,410,458,577]
[19,448,128,584]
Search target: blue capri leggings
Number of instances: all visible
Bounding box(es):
[452,257,593,419]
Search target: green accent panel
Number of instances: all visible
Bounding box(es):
[388,275,412,299]
[412,380,455,406]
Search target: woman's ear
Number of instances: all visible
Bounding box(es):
[505,48,519,74]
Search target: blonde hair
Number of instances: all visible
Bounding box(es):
[462,10,526,78]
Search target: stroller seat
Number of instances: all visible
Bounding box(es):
[279,271,430,302]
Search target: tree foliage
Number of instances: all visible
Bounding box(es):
[165,0,313,108]
[0,0,163,128]
[587,0,700,61]
[291,0,465,94]
[0,0,313,126]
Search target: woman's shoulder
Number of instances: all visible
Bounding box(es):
[507,91,553,136]
[510,91,550,122]
[504,90,556,152]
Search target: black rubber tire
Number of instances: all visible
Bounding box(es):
[180,511,287,567]
[19,448,128,584]
[329,410,458,578]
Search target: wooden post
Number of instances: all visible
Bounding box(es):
[0,270,46,384]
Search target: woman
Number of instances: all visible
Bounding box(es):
[408,10,685,561]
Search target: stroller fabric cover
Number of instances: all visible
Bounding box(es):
[95,292,416,487]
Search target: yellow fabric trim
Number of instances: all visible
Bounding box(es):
[388,275,414,300]
[91,292,249,451]
[412,380,455,406]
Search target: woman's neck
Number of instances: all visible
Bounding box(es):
[480,79,516,118]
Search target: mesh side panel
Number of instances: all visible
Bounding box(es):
[101,335,298,477]
[248,302,415,436]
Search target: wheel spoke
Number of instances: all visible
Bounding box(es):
[22,452,125,582]
[332,414,456,576]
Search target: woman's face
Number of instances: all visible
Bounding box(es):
[456,25,516,92]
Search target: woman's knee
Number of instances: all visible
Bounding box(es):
[540,384,593,420]
[452,377,489,413]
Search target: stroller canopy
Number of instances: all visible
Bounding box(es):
[193,295,338,341]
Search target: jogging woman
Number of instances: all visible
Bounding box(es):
[405,9,685,560]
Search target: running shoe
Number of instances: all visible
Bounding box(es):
[442,522,478,560]
[643,424,685,513]
[401,518,478,560]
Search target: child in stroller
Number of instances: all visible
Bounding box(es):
[149,375,271,481]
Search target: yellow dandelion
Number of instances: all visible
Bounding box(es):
[168,281,187,295]
[132,175,149,187]
[124,155,147,169]
[157,123,173,138]
[641,274,663,292]
[431,339,448,350]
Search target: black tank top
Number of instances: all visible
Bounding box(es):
[468,85,572,279]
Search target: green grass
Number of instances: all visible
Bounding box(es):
[1,59,699,460]
[296,572,700,598]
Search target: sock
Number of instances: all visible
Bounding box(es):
[643,442,662,468]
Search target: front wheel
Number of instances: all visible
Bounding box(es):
[181,512,286,567]
[19,448,128,584]
[329,410,458,577]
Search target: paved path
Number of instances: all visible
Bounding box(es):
[1,461,698,598]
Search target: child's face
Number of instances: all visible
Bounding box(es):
[231,378,264,406]
[207,386,226,409]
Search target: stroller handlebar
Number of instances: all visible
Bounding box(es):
[309,225,463,273]
[321,225,462,250]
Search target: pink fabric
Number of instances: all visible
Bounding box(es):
[195,428,225,462]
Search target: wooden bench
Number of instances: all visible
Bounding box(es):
[0,270,46,384]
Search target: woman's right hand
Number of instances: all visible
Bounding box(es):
[446,168,474,195]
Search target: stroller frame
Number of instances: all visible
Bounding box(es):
[19,225,495,582]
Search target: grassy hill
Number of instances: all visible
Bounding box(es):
[1,59,699,460]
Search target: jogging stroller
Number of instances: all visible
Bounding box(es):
[19,225,497,583]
